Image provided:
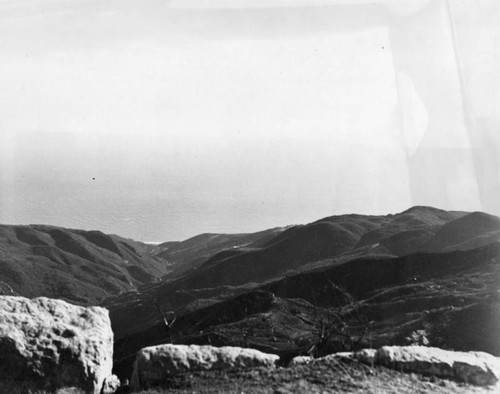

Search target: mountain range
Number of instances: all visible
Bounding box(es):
[1,206,499,380]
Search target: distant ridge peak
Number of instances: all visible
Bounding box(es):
[400,206,447,214]
[466,211,499,219]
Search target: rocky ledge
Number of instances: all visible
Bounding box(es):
[292,345,500,387]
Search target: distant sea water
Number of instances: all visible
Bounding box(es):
[0,178,331,243]
[2,151,489,242]
[2,136,489,241]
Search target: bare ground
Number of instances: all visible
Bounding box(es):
[132,357,499,394]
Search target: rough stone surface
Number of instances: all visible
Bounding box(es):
[131,344,280,390]
[376,346,500,386]
[0,296,114,394]
[354,348,377,365]
[329,352,355,359]
[102,375,121,394]
[309,346,500,387]
[315,350,372,364]
[289,356,312,366]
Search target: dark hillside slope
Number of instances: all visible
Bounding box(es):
[106,207,500,380]
[262,242,500,305]
[181,221,362,288]
[355,206,465,248]
[107,207,495,341]
[428,212,500,252]
[111,242,500,379]
[0,224,170,304]
[157,228,287,279]
[170,207,475,290]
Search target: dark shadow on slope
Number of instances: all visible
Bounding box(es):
[75,230,124,257]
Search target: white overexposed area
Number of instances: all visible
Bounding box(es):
[0,0,499,241]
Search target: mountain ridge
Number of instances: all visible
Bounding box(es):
[1,206,499,381]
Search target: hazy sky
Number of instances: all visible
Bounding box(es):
[1,0,499,241]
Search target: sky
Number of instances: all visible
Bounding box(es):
[1,0,499,241]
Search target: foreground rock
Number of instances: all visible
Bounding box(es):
[131,344,279,390]
[293,346,500,387]
[0,296,114,394]
[376,346,500,386]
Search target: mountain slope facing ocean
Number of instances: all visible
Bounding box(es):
[0,224,171,304]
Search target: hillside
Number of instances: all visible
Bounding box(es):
[110,241,500,378]
[106,207,500,379]
[157,207,490,289]
[1,207,499,382]
[0,224,170,304]
[156,227,288,279]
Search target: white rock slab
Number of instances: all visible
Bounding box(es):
[0,296,114,394]
[131,344,279,390]
[289,355,313,366]
[376,346,500,386]
[305,346,500,387]
[355,348,377,365]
